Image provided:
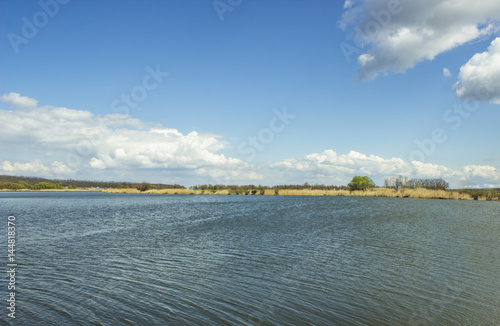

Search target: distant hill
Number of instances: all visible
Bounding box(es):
[0,175,185,189]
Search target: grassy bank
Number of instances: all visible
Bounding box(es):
[3,174,497,201]
[100,187,498,201]
[0,188,100,192]
[103,188,224,195]
[274,188,476,200]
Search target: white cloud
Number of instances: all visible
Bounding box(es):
[51,161,74,175]
[462,165,499,179]
[443,67,451,78]
[410,161,453,179]
[0,92,38,109]
[270,150,410,184]
[269,150,500,188]
[454,37,500,104]
[410,162,499,187]
[344,0,354,9]
[1,160,49,175]
[0,93,254,182]
[1,93,498,187]
[0,160,74,177]
[340,0,500,81]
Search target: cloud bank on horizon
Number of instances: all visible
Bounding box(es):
[271,150,499,189]
[1,93,498,188]
[0,93,259,184]
[340,0,500,103]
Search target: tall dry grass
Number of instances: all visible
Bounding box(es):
[277,189,324,196]
[349,188,397,197]
[274,187,476,200]
[102,188,205,195]
[395,188,473,200]
[100,187,486,200]
[144,188,230,195]
[263,189,277,196]
[276,189,351,196]
[144,189,202,195]
[359,188,474,200]
[101,188,141,194]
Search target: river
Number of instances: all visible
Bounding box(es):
[0,192,499,325]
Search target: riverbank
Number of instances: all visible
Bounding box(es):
[0,188,100,192]
[101,187,499,201]
[3,187,498,201]
[3,175,498,201]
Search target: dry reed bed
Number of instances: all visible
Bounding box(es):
[276,189,350,196]
[144,189,202,195]
[274,188,477,200]
[5,187,492,200]
[101,187,491,200]
[263,189,276,196]
[102,188,226,195]
[102,188,141,194]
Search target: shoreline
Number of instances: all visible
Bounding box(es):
[2,188,498,201]
[101,187,498,201]
[0,188,101,192]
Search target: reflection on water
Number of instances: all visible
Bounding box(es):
[1,192,499,325]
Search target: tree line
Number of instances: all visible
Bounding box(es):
[0,174,463,194]
[0,175,184,190]
[190,183,348,191]
[384,176,449,190]
[0,181,67,190]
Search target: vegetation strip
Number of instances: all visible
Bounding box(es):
[1,175,498,201]
[101,187,499,201]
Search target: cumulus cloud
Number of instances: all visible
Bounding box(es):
[1,93,498,187]
[410,162,499,187]
[454,37,500,104]
[340,0,500,81]
[462,165,499,179]
[270,150,409,177]
[1,160,50,175]
[269,150,500,188]
[443,68,451,78]
[0,93,255,182]
[1,92,38,109]
[0,160,74,177]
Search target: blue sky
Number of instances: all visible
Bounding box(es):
[1,0,500,187]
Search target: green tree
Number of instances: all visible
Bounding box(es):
[0,182,24,190]
[137,182,152,192]
[18,181,32,189]
[33,182,54,189]
[348,176,375,191]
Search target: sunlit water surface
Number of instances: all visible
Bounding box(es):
[1,192,499,325]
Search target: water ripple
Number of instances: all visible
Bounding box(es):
[1,192,499,325]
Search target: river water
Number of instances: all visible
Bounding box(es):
[0,192,499,325]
